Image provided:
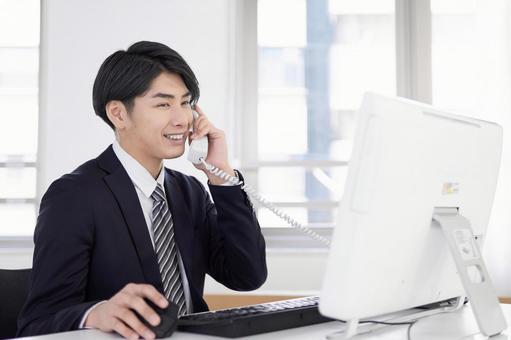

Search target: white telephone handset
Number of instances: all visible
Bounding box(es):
[187,111,209,164]
[189,110,330,246]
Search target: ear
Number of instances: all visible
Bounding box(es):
[106,100,129,130]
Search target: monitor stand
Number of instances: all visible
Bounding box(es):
[433,207,507,336]
[328,207,507,340]
[326,299,463,339]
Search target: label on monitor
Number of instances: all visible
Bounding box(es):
[453,228,480,261]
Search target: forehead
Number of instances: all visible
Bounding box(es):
[146,72,189,96]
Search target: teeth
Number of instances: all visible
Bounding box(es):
[164,134,183,140]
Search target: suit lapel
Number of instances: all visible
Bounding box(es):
[98,146,164,293]
[164,170,195,282]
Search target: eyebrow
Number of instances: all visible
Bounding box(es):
[151,92,191,99]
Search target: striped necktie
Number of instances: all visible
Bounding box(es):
[151,183,186,315]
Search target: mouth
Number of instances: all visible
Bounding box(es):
[163,132,187,143]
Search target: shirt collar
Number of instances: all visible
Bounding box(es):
[112,140,166,199]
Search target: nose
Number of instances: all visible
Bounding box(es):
[170,107,192,129]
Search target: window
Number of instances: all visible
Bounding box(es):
[252,0,396,238]
[431,0,477,112]
[0,0,40,237]
[246,0,497,247]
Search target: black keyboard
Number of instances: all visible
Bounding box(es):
[177,296,333,338]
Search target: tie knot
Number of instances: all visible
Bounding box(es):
[151,184,165,202]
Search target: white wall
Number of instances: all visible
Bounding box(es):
[37,0,234,197]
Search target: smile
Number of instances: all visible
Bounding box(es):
[164,133,185,141]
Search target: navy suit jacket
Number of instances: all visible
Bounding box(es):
[17,146,267,336]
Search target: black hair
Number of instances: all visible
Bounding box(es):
[92,41,200,130]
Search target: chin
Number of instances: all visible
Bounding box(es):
[162,148,185,160]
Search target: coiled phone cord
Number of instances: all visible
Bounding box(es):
[200,158,331,246]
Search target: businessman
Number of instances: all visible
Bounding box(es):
[17,41,267,339]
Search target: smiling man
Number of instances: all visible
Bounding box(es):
[17,41,267,339]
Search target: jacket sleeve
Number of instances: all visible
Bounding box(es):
[201,172,267,291]
[17,176,99,337]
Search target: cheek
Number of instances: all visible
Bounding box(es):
[131,115,159,136]
[125,121,155,146]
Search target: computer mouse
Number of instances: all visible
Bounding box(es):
[138,299,179,338]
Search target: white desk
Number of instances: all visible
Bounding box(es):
[17,304,511,340]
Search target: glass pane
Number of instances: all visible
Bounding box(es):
[0,0,40,46]
[258,91,308,155]
[0,47,39,91]
[0,94,38,155]
[258,167,347,202]
[257,0,395,226]
[329,14,396,110]
[258,207,309,229]
[0,167,36,198]
[257,166,348,227]
[431,0,477,112]
[259,167,306,202]
[0,203,36,236]
[258,0,306,47]
[258,0,395,160]
[258,207,337,228]
[259,48,305,89]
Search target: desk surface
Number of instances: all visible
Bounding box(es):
[17,304,511,340]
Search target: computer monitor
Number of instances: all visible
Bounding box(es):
[320,93,504,335]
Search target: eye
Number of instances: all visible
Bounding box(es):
[182,100,191,106]
[157,103,170,108]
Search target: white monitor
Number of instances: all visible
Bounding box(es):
[320,93,503,333]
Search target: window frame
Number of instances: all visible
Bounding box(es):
[0,1,40,242]
[233,0,432,249]
[1,0,433,245]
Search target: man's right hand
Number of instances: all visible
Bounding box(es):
[84,283,169,339]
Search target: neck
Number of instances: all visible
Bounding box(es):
[118,139,163,179]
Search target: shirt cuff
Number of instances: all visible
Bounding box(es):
[212,169,240,186]
[79,300,108,329]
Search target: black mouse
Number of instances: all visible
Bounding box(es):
[137,299,179,338]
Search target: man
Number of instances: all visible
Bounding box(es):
[17,41,267,339]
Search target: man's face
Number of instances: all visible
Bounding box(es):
[119,72,194,162]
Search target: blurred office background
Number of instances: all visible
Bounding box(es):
[1,0,511,300]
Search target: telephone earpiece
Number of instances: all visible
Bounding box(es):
[187,110,209,164]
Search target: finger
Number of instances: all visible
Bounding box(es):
[192,126,211,139]
[190,117,203,137]
[191,121,211,139]
[194,116,214,133]
[195,119,210,134]
[192,115,206,131]
[111,318,139,340]
[123,295,160,327]
[193,105,205,116]
[117,309,155,340]
[132,284,168,309]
